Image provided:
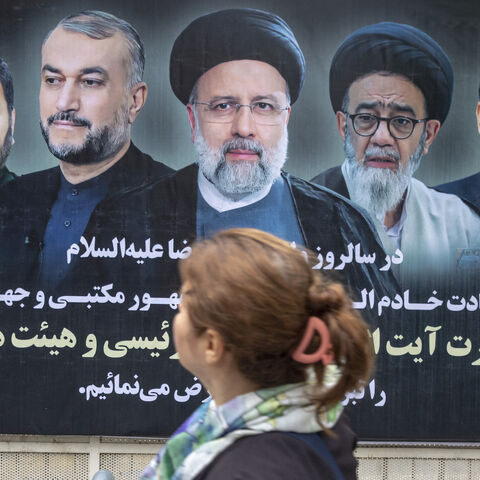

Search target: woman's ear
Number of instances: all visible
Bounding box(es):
[203,328,226,365]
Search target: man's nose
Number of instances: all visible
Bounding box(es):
[55,81,80,112]
[370,118,394,146]
[230,105,256,138]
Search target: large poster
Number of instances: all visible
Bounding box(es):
[0,0,478,441]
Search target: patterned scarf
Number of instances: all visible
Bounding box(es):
[140,366,343,480]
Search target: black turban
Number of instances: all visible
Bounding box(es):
[329,22,454,123]
[170,8,305,105]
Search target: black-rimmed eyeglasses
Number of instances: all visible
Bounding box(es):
[347,113,428,140]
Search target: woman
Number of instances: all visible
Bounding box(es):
[141,228,373,480]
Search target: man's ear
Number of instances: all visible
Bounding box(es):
[476,101,480,135]
[128,82,148,124]
[187,104,196,143]
[336,111,347,140]
[10,108,15,144]
[422,119,441,155]
[284,106,291,127]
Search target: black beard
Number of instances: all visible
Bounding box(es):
[40,120,127,166]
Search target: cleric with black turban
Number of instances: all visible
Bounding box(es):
[329,21,454,124]
[170,8,305,105]
[312,22,480,285]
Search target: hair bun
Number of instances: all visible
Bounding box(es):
[309,281,347,314]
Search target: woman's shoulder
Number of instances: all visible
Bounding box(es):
[195,415,357,480]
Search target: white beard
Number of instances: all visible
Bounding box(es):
[193,126,288,201]
[343,127,426,223]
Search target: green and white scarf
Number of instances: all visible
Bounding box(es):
[141,365,343,480]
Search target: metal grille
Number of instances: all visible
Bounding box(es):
[357,458,386,479]
[100,453,154,480]
[413,458,441,480]
[0,443,478,479]
[0,452,88,480]
[356,457,480,480]
[386,458,414,479]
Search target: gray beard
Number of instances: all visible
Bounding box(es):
[343,126,426,223]
[40,104,130,166]
[193,127,288,200]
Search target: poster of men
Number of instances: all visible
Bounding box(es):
[0,0,478,441]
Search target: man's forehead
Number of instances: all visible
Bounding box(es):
[348,72,426,112]
[196,59,288,98]
[42,27,129,73]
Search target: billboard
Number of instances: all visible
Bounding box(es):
[0,0,478,441]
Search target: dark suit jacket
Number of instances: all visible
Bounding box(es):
[0,165,16,188]
[434,172,480,211]
[0,142,173,288]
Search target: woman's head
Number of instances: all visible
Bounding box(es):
[177,228,373,409]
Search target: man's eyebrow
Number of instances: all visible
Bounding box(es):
[205,94,284,104]
[42,64,61,75]
[251,94,282,103]
[80,67,108,77]
[41,65,108,78]
[354,101,417,117]
[207,95,237,102]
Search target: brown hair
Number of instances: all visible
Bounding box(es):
[179,228,373,413]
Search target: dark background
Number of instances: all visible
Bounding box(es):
[0,0,479,184]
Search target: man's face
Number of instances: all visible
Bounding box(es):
[40,27,132,165]
[337,73,440,219]
[187,60,291,199]
[0,85,14,168]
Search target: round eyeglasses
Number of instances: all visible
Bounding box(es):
[347,113,428,140]
[194,101,289,125]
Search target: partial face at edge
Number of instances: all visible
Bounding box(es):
[39,27,133,165]
[0,84,14,168]
[188,60,291,198]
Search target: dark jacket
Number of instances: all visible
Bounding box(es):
[0,165,16,188]
[0,143,173,289]
[72,163,398,312]
[195,414,357,480]
[434,172,480,211]
[311,165,349,199]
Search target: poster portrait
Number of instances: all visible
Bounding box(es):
[0,0,478,442]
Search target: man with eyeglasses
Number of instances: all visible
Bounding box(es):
[312,22,480,282]
[75,9,398,310]
[166,7,391,274]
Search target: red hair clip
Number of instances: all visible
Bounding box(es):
[292,316,334,365]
